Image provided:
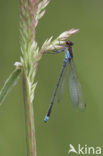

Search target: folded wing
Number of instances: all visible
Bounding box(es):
[68,60,86,110]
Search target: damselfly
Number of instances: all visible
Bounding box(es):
[44,41,86,122]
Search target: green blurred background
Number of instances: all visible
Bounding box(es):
[0,0,103,156]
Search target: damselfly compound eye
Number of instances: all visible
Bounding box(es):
[66,41,74,46]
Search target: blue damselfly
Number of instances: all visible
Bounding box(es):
[44,41,85,122]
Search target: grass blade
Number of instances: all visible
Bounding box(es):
[0,68,22,105]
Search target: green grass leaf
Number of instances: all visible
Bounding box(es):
[0,68,22,105]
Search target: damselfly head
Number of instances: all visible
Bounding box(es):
[66,41,74,47]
